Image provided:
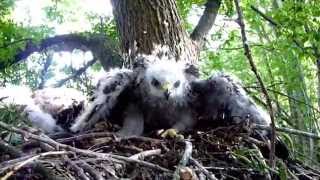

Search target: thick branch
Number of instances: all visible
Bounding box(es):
[234,0,276,168]
[190,0,221,44]
[1,34,123,70]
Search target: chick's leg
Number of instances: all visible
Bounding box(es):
[161,112,195,139]
[117,104,144,136]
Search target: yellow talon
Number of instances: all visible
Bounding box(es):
[161,128,184,140]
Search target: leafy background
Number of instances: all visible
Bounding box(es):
[0,0,319,165]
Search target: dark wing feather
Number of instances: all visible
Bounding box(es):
[70,68,136,132]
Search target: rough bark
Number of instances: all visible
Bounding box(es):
[111,0,199,66]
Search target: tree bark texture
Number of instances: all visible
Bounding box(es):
[111,0,198,67]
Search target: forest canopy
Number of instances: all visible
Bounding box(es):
[0,0,320,179]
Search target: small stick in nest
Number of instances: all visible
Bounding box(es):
[1,151,69,180]
[190,157,218,180]
[129,149,162,160]
[173,140,193,180]
[0,121,171,173]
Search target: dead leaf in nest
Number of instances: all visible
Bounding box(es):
[180,167,198,180]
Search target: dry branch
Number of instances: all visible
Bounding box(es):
[0,120,319,179]
[54,58,98,87]
[253,124,320,140]
[250,6,278,26]
[234,0,276,168]
[76,160,104,180]
[0,34,123,70]
[190,157,218,180]
[64,156,90,180]
[0,139,22,158]
[0,121,171,173]
[1,151,69,180]
[173,140,193,180]
[129,149,161,160]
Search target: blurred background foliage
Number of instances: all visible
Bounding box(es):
[0,0,319,165]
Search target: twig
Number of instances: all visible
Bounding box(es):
[64,157,90,180]
[242,136,267,147]
[54,58,97,87]
[250,5,314,58]
[0,155,35,171]
[0,121,58,147]
[179,140,193,166]
[31,163,65,180]
[1,151,69,180]
[57,132,161,144]
[56,132,115,143]
[0,121,171,173]
[76,160,104,180]
[250,6,278,26]
[204,166,255,172]
[0,139,22,158]
[129,149,161,160]
[253,124,320,140]
[246,86,320,114]
[190,157,218,180]
[173,140,193,180]
[234,0,276,168]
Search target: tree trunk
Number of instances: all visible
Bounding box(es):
[111,0,198,67]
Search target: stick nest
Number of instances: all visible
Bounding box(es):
[0,121,319,180]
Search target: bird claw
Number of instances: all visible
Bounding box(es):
[160,128,184,140]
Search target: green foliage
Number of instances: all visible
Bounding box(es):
[0,8,52,69]
[231,147,269,172]
[0,0,14,17]
[276,160,288,180]
[176,0,205,21]
[176,0,206,31]
[0,104,27,145]
[0,0,319,164]
[199,0,320,162]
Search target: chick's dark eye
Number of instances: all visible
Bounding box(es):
[173,80,180,88]
[151,78,160,87]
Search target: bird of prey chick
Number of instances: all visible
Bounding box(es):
[0,86,86,134]
[70,55,199,136]
[190,73,289,159]
[190,72,271,127]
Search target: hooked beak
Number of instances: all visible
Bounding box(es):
[164,90,170,100]
[162,82,171,100]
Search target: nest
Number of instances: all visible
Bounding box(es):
[0,120,320,180]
